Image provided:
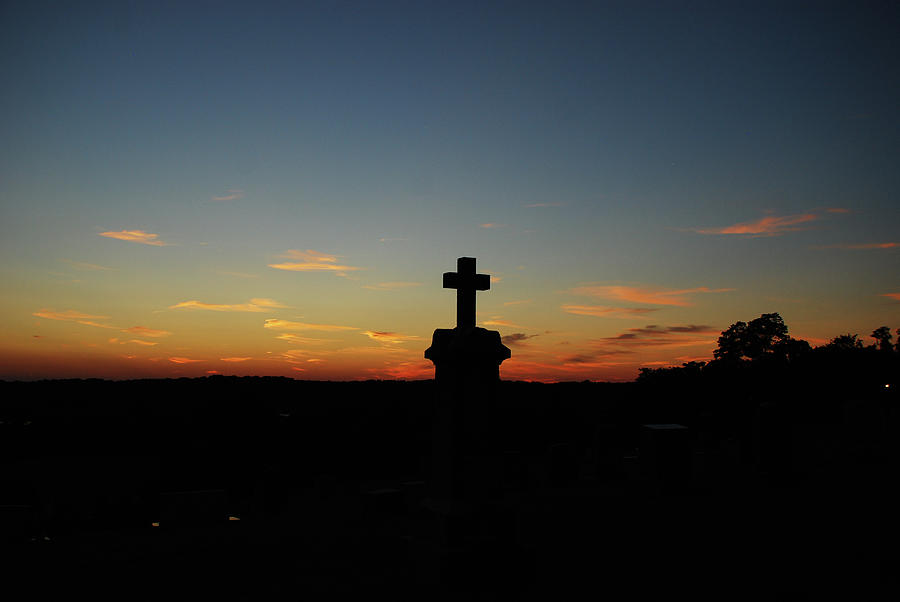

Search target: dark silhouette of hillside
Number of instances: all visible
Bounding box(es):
[1,315,898,598]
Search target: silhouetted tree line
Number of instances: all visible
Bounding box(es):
[637,313,898,413]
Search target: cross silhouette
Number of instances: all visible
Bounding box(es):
[443,257,491,329]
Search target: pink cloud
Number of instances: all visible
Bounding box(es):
[569,285,733,307]
[695,213,819,237]
[99,230,168,246]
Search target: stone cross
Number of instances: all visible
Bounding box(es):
[443,257,490,330]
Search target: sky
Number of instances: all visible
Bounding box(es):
[1,0,898,382]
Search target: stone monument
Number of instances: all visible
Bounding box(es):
[424,257,511,507]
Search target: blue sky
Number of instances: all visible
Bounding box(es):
[2,1,898,380]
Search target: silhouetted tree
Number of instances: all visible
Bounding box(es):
[871,326,893,352]
[821,333,864,351]
[713,313,791,361]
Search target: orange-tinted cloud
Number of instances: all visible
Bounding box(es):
[211,189,243,201]
[170,298,286,312]
[695,213,819,237]
[122,326,171,337]
[361,331,420,344]
[33,309,116,329]
[569,286,733,307]
[815,242,899,250]
[99,230,168,246]
[883,293,900,301]
[274,333,327,344]
[220,357,253,362]
[482,318,518,327]
[479,223,507,229]
[268,249,362,275]
[362,282,422,291]
[169,357,204,364]
[264,319,357,332]
[562,305,659,317]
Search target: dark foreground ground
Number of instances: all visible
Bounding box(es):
[1,377,898,599]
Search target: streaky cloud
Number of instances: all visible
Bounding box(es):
[170,298,287,312]
[269,249,362,275]
[883,292,900,301]
[562,304,659,317]
[362,281,422,291]
[211,189,243,201]
[523,202,566,208]
[569,285,733,307]
[169,356,204,364]
[501,333,539,346]
[264,318,357,332]
[361,330,420,344]
[65,260,117,271]
[122,326,171,337]
[694,213,819,237]
[814,242,899,250]
[33,309,116,329]
[220,357,253,362]
[99,230,168,246]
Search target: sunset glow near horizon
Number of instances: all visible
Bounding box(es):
[2,2,898,382]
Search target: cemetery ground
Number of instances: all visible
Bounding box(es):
[1,376,898,599]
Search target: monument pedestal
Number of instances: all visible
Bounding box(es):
[425,326,510,506]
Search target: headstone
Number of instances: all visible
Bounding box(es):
[424,257,510,505]
[422,257,513,590]
[158,489,228,528]
[640,424,690,494]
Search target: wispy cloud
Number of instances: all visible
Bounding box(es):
[108,337,158,346]
[482,318,518,327]
[65,260,117,271]
[122,326,171,337]
[479,223,507,229]
[361,331,420,344]
[501,333,539,346]
[99,230,168,246]
[825,207,851,213]
[814,242,899,250]
[169,356,204,364]
[569,285,733,307]
[562,305,660,317]
[220,357,253,362]
[362,281,422,291]
[264,319,357,332]
[33,309,116,329]
[218,271,260,278]
[523,202,566,208]
[268,249,362,276]
[170,298,287,312]
[694,213,819,237]
[274,333,327,344]
[503,299,531,306]
[883,293,900,301]
[211,189,243,201]
[593,324,719,349]
[378,237,407,243]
